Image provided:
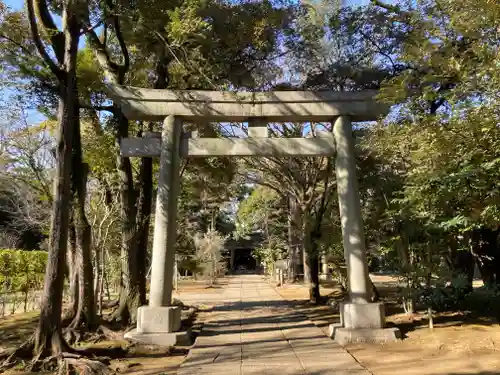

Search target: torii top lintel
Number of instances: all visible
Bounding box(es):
[105,84,388,122]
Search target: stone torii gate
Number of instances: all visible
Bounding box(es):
[106,85,400,346]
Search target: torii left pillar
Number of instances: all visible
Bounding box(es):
[125,115,188,346]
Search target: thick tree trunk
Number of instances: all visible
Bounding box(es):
[66,94,97,330]
[305,223,320,304]
[33,6,80,356]
[70,172,97,329]
[135,148,153,306]
[307,251,320,304]
[113,59,169,320]
[111,108,139,324]
[289,198,304,281]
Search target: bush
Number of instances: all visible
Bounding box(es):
[463,286,500,314]
[418,274,500,314]
[0,249,47,314]
[418,274,471,312]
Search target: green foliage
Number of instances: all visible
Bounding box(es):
[418,275,471,312]
[365,103,500,236]
[377,0,500,111]
[418,275,500,315]
[0,249,47,294]
[252,237,287,275]
[464,287,500,315]
[236,186,283,236]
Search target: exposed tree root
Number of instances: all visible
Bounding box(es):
[102,299,119,309]
[62,309,77,326]
[31,352,112,375]
[0,336,35,371]
[96,325,125,341]
[64,327,84,346]
[107,302,129,326]
[1,334,127,374]
[60,355,112,375]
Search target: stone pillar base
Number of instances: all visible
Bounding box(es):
[123,306,191,347]
[319,273,333,281]
[340,302,385,329]
[329,302,401,345]
[124,329,191,347]
[137,306,181,333]
[329,323,401,345]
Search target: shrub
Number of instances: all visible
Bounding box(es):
[0,249,47,314]
[463,286,500,314]
[418,274,471,312]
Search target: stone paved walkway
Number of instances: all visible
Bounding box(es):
[177,275,370,375]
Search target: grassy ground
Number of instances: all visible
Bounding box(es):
[275,275,500,375]
[3,276,500,374]
[0,279,219,375]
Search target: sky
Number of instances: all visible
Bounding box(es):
[4,0,21,9]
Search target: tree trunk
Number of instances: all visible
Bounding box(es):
[397,227,416,314]
[33,4,80,356]
[289,197,304,281]
[470,228,500,287]
[307,251,320,304]
[448,235,474,292]
[66,221,78,320]
[111,108,139,324]
[302,214,310,285]
[135,133,154,306]
[94,245,104,315]
[70,148,97,330]
[304,218,320,304]
[287,205,295,282]
[369,276,380,302]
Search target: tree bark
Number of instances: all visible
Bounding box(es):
[66,221,78,320]
[287,204,295,282]
[69,114,97,330]
[289,198,304,281]
[306,250,320,304]
[31,0,81,356]
[305,219,321,304]
[111,108,139,324]
[135,147,153,306]
[94,241,105,315]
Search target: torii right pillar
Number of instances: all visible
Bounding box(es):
[330,116,401,345]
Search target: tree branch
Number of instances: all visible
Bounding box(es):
[26,0,63,80]
[0,33,34,57]
[78,103,115,112]
[34,0,65,62]
[80,17,108,36]
[106,0,129,78]
[371,0,412,18]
